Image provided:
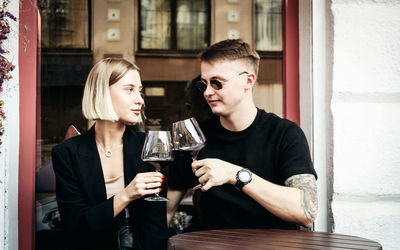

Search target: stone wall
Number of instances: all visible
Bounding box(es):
[330,1,400,249]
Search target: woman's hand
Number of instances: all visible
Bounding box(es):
[113,171,164,217]
[123,172,164,201]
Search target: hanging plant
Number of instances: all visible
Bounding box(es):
[0,0,17,151]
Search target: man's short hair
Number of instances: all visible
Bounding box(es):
[200,39,260,77]
[82,58,140,122]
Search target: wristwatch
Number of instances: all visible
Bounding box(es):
[235,168,252,190]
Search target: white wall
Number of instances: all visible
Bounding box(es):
[0,0,19,249]
[330,0,400,249]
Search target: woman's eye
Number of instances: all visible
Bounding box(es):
[127,88,133,92]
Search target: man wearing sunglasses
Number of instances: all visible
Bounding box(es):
[167,39,317,232]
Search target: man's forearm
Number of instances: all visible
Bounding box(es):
[243,174,318,228]
[166,188,186,226]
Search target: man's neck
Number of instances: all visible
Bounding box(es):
[220,104,258,132]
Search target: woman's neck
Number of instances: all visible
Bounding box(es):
[94,120,125,148]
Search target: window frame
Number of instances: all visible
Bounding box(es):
[137,0,211,55]
[39,0,92,54]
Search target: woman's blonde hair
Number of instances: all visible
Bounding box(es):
[82,58,140,122]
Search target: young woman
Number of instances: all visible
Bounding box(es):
[52,58,169,250]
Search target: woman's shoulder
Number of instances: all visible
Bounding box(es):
[125,127,146,144]
[52,130,91,154]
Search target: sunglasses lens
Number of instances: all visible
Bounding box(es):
[210,80,223,90]
[195,81,207,92]
[195,80,223,92]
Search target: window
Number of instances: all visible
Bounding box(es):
[255,0,283,51]
[139,0,210,51]
[39,0,90,50]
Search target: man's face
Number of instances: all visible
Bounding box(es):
[200,60,250,117]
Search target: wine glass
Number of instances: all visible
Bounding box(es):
[172,117,206,190]
[141,130,174,201]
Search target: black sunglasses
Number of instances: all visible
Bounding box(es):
[195,71,248,92]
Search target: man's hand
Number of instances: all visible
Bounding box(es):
[191,158,242,191]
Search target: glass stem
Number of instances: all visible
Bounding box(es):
[155,169,161,197]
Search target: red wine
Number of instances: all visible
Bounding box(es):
[176,144,205,159]
[142,159,172,171]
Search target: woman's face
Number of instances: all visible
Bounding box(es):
[109,69,144,123]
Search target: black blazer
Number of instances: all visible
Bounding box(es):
[52,126,169,250]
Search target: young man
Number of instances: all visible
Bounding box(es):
[167,39,317,231]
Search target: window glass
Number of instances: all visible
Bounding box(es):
[255,0,283,51]
[140,0,171,49]
[139,0,209,51]
[40,0,90,49]
[176,0,209,50]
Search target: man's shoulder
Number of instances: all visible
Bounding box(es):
[256,109,297,130]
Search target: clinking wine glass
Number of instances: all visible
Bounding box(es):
[141,130,174,201]
[172,117,206,190]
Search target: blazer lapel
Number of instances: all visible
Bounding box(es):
[123,127,141,186]
[77,126,107,204]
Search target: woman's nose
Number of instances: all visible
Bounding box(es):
[136,92,144,104]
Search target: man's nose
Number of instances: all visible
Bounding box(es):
[203,83,215,96]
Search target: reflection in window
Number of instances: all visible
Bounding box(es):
[139,0,209,51]
[39,0,90,49]
[255,0,282,51]
[140,0,171,49]
[176,0,208,50]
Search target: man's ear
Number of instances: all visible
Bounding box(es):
[244,73,256,91]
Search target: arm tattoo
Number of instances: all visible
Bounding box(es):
[285,174,318,224]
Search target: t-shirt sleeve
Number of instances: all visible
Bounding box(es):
[167,152,196,190]
[277,125,317,183]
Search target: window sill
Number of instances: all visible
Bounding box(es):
[41,49,93,56]
[135,51,200,59]
[258,51,283,59]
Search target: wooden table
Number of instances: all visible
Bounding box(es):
[168,229,382,250]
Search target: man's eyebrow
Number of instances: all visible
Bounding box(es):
[201,75,227,81]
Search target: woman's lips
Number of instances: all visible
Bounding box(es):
[131,109,141,115]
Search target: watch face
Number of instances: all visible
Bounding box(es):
[239,171,251,182]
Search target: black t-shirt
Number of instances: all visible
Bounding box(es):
[168,109,317,230]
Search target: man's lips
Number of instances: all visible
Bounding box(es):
[207,99,219,105]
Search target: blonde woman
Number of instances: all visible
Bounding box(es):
[52,58,168,250]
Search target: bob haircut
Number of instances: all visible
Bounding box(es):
[82,58,140,122]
